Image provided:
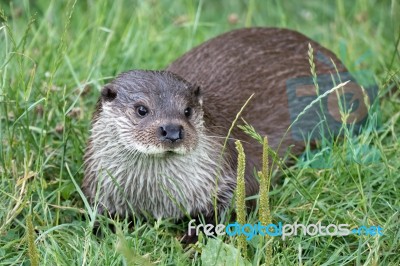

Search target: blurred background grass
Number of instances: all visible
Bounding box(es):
[0,0,399,265]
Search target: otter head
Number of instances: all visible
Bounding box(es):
[98,70,204,156]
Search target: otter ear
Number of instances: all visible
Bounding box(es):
[193,85,203,105]
[194,86,201,97]
[101,84,117,102]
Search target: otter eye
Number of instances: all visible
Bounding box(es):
[136,106,148,117]
[184,107,192,118]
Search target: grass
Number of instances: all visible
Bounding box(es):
[0,0,399,265]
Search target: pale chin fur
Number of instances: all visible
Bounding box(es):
[132,142,189,156]
[84,106,236,219]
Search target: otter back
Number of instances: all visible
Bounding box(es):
[167,27,369,168]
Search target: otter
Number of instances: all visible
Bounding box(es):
[82,27,368,230]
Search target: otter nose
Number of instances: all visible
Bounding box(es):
[159,124,184,142]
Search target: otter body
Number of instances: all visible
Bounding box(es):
[167,27,350,166]
[83,27,362,221]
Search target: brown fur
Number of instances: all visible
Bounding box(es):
[167,27,349,183]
